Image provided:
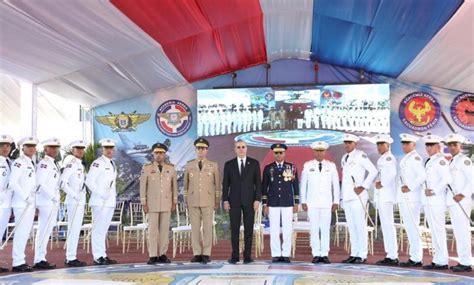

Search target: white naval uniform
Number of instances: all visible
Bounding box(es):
[257,109,264,131]
[398,150,425,262]
[9,155,37,266]
[375,151,398,259]
[60,155,86,261]
[85,155,117,260]
[300,159,340,257]
[447,153,473,266]
[0,156,12,255]
[34,155,61,263]
[424,153,451,266]
[341,149,377,259]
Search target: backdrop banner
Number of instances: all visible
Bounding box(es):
[93,64,472,202]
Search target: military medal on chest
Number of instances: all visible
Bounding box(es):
[282,164,295,182]
[269,167,274,182]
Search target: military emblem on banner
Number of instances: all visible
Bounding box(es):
[155,99,192,137]
[450,93,473,131]
[398,92,440,131]
[96,111,150,132]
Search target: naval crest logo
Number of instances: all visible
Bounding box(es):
[155,100,192,137]
[96,111,150,132]
[399,92,440,131]
[450,93,473,131]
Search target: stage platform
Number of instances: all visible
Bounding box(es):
[0,238,472,284]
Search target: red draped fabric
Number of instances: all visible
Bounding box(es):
[111,0,267,82]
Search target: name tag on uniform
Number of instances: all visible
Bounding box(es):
[309,168,315,172]
[105,168,110,170]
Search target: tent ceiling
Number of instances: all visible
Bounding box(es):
[0,0,472,107]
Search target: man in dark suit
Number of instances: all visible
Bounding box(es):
[222,140,262,264]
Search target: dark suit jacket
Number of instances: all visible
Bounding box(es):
[222,157,262,207]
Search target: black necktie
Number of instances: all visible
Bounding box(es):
[425,158,430,167]
[319,162,322,172]
[344,154,349,163]
[278,163,282,170]
[240,159,244,175]
[31,160,35,167]
[111,160,115,172]
[198,160,202,171]
[6,159,11,170]
[158,164,163,172]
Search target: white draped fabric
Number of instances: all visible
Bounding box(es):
[0,0,186,106]
[260,0,314,62]
[399,0,474,92]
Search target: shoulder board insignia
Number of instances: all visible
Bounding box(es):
[440,160,446,166]
[167,163,175,167]
[464,160,471,166]
[386,157,392,161]
[187,159,195,163]
[144,162,152,166]
[361,153,367,158]
[66,164,72,169]
[415,156,421,161]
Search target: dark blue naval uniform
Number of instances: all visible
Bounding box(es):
[262,161,299,206]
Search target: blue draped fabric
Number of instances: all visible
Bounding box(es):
[310,0,463,77]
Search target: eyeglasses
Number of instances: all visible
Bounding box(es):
[236,146,246,149]
[274,151,283,155]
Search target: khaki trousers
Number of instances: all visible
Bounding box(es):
[188,206,213,256]
[147,211,171,257]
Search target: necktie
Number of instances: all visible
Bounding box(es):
[6,159,11,170]
[319,162,322,172]
[198,160,202,171]
[158,164,163,172]
[240,159,244,175]
[31,160,35,167]
[111,160,116,172]
[425,158,430,167]
[278,163,282,170]
[344,154,349,163]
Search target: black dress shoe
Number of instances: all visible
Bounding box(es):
[282,257,291,263]
[272,257,280,263]
[0,267,9,273]
[159,255,171,263]
[399,259,422,267]
[311,256,321,264]
[147,257,158,265]
[353,257,367,264]
[65,259,87,267]
[227,258,239,264]
[341,256,357,263]
[191,255,202,263]
[422,262,448,270]
[320,256,331,264]
[94,257,109,265]
[12,264,33,272]
[33,260,56,270]
[243,258,254,264]
[104,257,117,264]
[451,264,472,272]
[376,257,399,266]
[201,255,210,264]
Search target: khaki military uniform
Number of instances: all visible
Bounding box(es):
[140,162,178,258]
[184,159,220,256]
